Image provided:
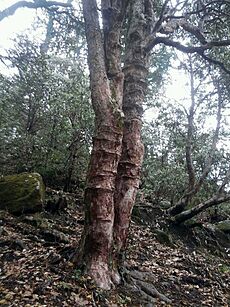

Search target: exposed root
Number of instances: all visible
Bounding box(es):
[122,268,172,304]
[123,282,156,305]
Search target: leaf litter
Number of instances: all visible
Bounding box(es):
[0,196,229,306]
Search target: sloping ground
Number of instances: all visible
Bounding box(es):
[0,199,229,306]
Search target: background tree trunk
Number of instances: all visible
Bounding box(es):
[169,78,223,216]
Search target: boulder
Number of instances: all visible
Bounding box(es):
[0,173,45,214]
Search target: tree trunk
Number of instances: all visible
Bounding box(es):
[78,124,122,289]
[76,0,124,290]
[113,0,153,269]
[169,82,223,216]
[186,56,196,191]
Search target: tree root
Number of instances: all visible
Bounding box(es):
[121,268,172,304]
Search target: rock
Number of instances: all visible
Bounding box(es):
[154,229,174,247]
[0,173,45,214]
[216,220,230,234]
[22,212,50,228]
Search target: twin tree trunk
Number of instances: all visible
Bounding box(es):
[74,0,229,291]
[76,0,152,289]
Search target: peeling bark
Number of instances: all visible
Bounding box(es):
[77,0,124,290]
[113,0,153,265]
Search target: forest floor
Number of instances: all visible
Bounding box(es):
[0,192,230,307]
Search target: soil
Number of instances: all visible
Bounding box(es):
[0,194,229,306]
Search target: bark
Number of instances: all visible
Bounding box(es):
[113,0,153,270]
[77,0,124,290]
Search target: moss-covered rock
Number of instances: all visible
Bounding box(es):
[0,173,45,214]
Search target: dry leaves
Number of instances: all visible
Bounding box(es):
[0,200,229,306]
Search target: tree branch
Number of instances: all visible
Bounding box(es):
[179,19,207,44]
[0,0,72,22]
[145,36,230,54]
[199,52,230,74]
[172,193,230,224]
[145,36,230,73]
[151,0,170,34]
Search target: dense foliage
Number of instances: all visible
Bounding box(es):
[0,24,93,190]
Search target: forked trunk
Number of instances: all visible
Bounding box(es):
[78,0,153,290]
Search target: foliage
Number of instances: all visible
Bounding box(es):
[0,31,93,190]
[141,58,230,212]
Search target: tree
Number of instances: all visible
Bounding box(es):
[77,0,230,289]
[0,26,93,189]
[1,0,230,290]
[142,51,229,224]
[141,53,230,224]
[170,60,230,223]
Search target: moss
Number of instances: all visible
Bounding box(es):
[154,229,174,247]
[216,220,230,233]
[0,173,45,214]
[219,264,230,273]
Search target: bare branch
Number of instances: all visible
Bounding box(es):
[199,53,230,74]
[179,20,207,44]
[145,36,230,54]
[145,36,230,74]
[172,193,230,224]
[151,0,171,34]
[0,0,72,22]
